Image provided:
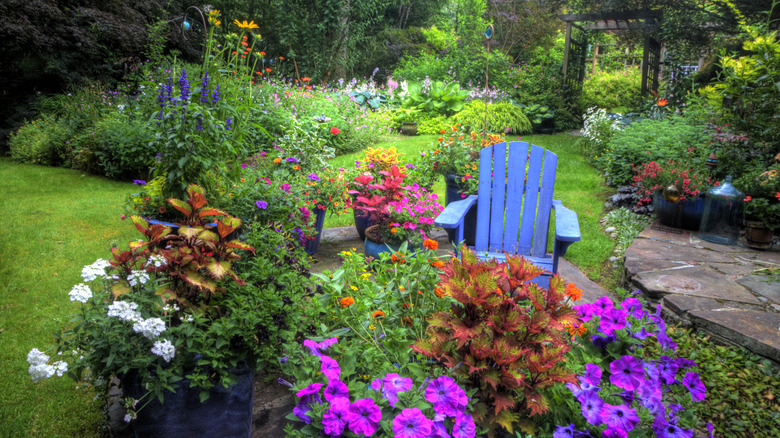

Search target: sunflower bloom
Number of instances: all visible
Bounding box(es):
[234,19,259,30]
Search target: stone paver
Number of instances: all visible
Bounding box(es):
[626,221,780,364]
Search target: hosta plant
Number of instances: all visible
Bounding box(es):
[25,185,266,419]
[413,247,582,435]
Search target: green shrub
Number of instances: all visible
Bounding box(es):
[580,68,643,110]
[452,100,532,135]
[596,116,709,187]
[415,113,450,135]
[508,63,580,132]
[92,112,154,180]
[8,115,71,166]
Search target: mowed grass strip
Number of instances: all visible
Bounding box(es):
[0,158,136,437]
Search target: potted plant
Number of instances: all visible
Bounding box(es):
[417,128,505,245]
[392,108,422,136]
[27,185,261,437]
[736,161,780,249]
[348,165,442,259]
[632,160,715,230]
[345,147,405,239]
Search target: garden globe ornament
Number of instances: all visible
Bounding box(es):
[663,184,681,203]
[181,18,191,31]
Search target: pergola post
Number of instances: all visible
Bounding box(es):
[562,21,572,86]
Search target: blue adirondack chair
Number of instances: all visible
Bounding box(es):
[434,141,581,286]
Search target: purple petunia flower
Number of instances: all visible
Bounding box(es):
[584,363,602,386]
[296,382,322,399]
[553,423,592,438]
[322,398,350,436]
[610,355,645,391]
[133,180,147,186]
[591,333,616,349]
[306,173,320,181]
[286,157,300,163]
[574,303,595,322]
[303,337,338,357]
[599,307,627,335]
[579,391,603,426]
[682,372,706,401]
[600,403,639,432]
[655,321,678,351]
[324,379,349,402]
[430,413,449,438]
[657,356,680,384]
[653,416,693,438]
[392,408,433,438]
[452,412,477,438]
[255,200,268,210]
[567,376,599,401]
[293,402,312,424]
[320,355,341,381]
[620,297,645,319]
[280,183,291,193]
[347,398,382,436]
[425,376,468,417]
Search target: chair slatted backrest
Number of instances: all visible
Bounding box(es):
[474,141,558,257]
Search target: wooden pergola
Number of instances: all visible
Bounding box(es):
[559,10,664,97]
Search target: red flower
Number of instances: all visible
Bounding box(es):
[330,126,341,135]
[657,98,668,106]
[744,196,752,202]
[776,192,780,201]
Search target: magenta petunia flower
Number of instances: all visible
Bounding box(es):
[347,398,382,436]
[430,412,450,438]
[280,183,291,193]
[599,307,627,334]
[296,382,322,399]
[682,372,706,401]
[320,356,341,381]
[592,296,614,316]
[600,403,639,432]
[324,379,349,402]
[392,408,433,438]
[602,428,628,438]
[293,402,312,424]
[657,356,679,385]
[384,373,413,394]
[322,398,350,436]
[425,376,468,417]
[574,303,595,322]
[609,355,645,391]
[453,412,476,438]
[620,297,645,319]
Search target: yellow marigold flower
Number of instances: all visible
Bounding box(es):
[234,19,259,29]
[340,297,355,307]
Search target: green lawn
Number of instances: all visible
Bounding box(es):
[0,158,137,437]
[0,133,615,436]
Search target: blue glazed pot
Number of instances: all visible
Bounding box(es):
[121,363,254,438]
[653,192,705,230]
[444,173,478,246]
[305,206,328,255]
[353,210,372,241]
[364,237,403,260]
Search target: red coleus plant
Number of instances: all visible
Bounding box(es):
[413,247,580,435]
[112,184,254,309]
[347,165,410,225]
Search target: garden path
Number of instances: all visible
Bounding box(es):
[625,222,780,363]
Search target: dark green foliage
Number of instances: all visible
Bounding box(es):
[0,0,196,150]
[593,116,709,187]
[661,327,780,437]
[508,62,581,132]
[579,68,643,111]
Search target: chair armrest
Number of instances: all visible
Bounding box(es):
[552,200,581,243]
[435,195,478,229]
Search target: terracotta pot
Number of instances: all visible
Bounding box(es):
[744,219,774,250]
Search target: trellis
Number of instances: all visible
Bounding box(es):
[559,10,664,98]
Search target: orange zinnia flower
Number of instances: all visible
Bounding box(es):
[372,310,385,318]
[273,157,282,163]
[434,287,446,298]
[390,227,398,234]
[391,254,405,264]
[431,260,445,268]
[564,283,583,301]
[657,98,668,106]
[340,297,355,307]
[302,77,311,82]
[423,239,438,250]
[266,68,272,72]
